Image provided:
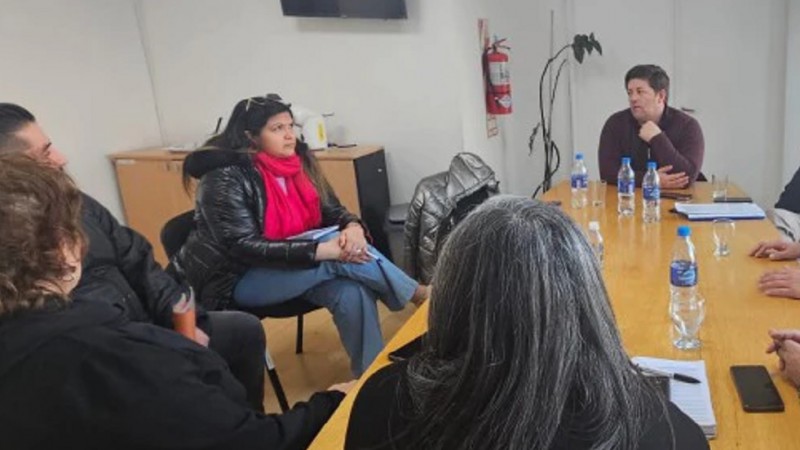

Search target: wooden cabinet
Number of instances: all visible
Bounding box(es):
[109,149,195,265]
[109,145,391,266]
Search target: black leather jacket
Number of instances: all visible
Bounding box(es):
[177,147,361,309]
[75,193,189,327]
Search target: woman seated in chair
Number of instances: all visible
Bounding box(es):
[345,196,709,449]
[178,94,427,376]
[0,154,350,449]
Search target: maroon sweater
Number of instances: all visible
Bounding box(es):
[598,106,704,185]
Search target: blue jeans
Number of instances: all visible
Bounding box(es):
[233,234,418,376]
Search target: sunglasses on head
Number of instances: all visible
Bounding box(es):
[244,95,292,112]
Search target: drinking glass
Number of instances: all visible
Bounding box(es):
[712,174,728,200]
[670,293,706,350]
[589,180,607,207]
[712,218,735,257]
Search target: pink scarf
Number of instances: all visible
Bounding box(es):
[253,152,321,239]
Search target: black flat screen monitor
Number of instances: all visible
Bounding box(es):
[281,0,407,19]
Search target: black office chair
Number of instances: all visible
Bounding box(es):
[161,210,323,412]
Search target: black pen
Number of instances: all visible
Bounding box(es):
[639,366,701,384]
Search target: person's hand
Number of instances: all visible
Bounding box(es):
[750,240,800,260]
[767,329,800,354]
[777,339,800,386]
[338,224,370,264]
[194,328,210,347]
[639,120,663,143]
[657,165,690,189]
[758,267,800,299]
[328,380,358,394]
[315,239,343,261]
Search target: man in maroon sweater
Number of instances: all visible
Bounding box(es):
[598,64,705,188]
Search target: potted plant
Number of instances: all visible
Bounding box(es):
[530,33,602,197]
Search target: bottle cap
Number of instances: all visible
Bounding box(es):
[622,157,631,165]
[647,161,657,170]
[588,221,600,231]
[575,152,584,160]
[677,225,691,237]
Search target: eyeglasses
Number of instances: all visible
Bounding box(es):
[244,95,291,112]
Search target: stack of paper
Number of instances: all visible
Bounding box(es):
[674,203,765,221]
[632,356,717,438]
[288,225,339,241]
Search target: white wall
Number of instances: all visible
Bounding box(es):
[447,0,508,190]
[0,0,162,220]
[785,0,800,184]
[473,0,572,196]
[674,0,787,207]
[135,0,467,204]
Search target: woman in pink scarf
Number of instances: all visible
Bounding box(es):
[179,94,427,376]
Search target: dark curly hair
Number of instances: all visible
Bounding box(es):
[0,153,86,317]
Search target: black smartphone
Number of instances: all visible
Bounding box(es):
[387,334,426,362]
[730,365,785,412]
[713,197,753,203]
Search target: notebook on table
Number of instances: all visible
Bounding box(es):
[673,203,765,221]
[632,356,717,439]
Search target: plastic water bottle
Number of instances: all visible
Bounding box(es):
[587,221,604,267]
[670,226,698,303]
[642,161,661,223]
[669,226,704,349]
[570,153,589,209]
[617,157,635,216]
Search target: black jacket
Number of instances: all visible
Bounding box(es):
[73,194,215,331]
[776,165,800,214]
[0,297,343,450]
[345,361,709,450]
[177,147,360,309]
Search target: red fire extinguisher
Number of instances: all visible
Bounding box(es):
[483,37,512,115]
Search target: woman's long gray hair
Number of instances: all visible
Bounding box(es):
[405,196,661,449]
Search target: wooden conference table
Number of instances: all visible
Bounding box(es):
[310,181,800,449]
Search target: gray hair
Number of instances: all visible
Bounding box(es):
[404,196,667,449]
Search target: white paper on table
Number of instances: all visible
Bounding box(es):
[632,356,717,438]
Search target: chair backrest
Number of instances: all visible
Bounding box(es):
[160,210,196,260]
[435,186,494,254]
